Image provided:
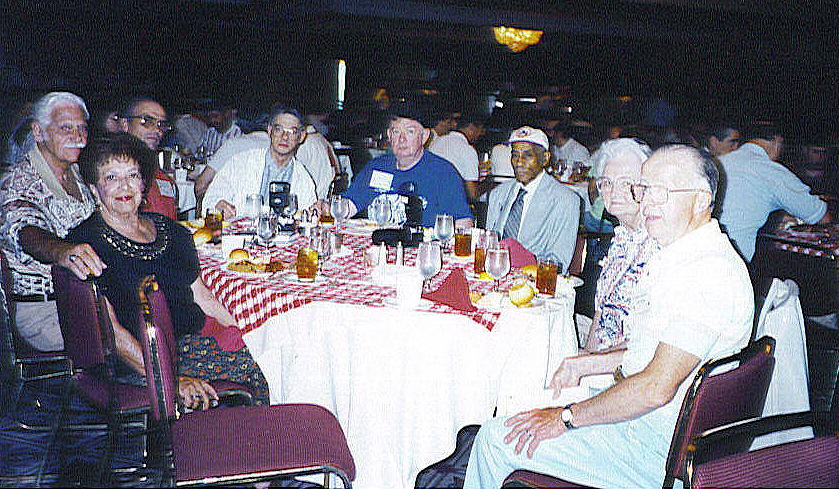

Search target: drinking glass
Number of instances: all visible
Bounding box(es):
[369,198,392,228]
[314,227,332,270]
[536,255,561,296]
[473,229,497,275]
[284,194,298,219]
[244,194,262,220]
[485,247,511,292]
[296,245,319,281]
[417,241,442,292]
[453,227,471,257]
[433,214,454,250]
[256,208,276,246]
[331,196,351,231]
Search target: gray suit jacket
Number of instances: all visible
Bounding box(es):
[486,173,581,273]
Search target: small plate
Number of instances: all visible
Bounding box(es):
[557,276,584,288]
[278,271,329,285]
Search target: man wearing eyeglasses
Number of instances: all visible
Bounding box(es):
[465,145,752,488]
[202,105,333,218]
[118,97,178,219]
[1,92,105,352]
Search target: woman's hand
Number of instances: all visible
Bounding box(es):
[178,375,218,411]
[548,355,585,399]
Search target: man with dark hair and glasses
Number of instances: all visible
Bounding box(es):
[118,96,178,219]
[464,144,752,489]
[202,105,333,218]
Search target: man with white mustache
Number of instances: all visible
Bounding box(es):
[1,92,106,351]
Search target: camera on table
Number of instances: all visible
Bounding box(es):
[371,182,424,248]
[268,181,296,233]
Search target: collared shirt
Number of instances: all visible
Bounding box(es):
[552,137,590,167]
[623,219,753,441]
[518,170,545,232]
[0,148,95,295]
[718,142,827,261]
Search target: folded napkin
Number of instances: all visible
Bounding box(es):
[421,268,477,312]
[200,316,245,351]
[499,237,537,268]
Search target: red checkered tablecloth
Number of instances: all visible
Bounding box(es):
[200,230,507,334]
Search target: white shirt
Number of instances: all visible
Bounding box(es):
[552,137,590,167]
[490,143,514,179]
[624,219,753,441]
[428,130,479,181]
[518,170,545,233]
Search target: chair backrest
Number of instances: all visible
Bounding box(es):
[664,336,776,487]
[136,275,178,422]
[52,265,107,370]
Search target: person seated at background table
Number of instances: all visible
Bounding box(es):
[428,111,486,202]
[718,120,831,262]
[118,96,178,220]
[484,126,579,273]
[546,117,589,180]
[319,104,473,229]
[0,91,105,352]
[67,132,269,406]
[202,105,333,219]
[703,119,741,157]
[582,138,658,352]
[464,144,753,488]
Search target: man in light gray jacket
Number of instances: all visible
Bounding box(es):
[485,126,580,272]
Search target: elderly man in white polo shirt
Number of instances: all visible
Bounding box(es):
[202,106,333,218]
[465,144,753,488]
[485,126,580,272]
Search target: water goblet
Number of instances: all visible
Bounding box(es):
[331,195,351,231]
[244,194,262,221]
[369,197,392,228]
[284,194,298,219]
[485,247,511,293]
[256,207,276,247]
[433,214,454,251]
[417,241,442,293]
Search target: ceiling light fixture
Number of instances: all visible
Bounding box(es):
[493,26,543,52]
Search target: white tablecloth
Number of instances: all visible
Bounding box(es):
[241,295,578,489]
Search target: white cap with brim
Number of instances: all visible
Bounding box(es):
[507,126,550,151]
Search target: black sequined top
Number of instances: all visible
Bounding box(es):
[67,211,205,341]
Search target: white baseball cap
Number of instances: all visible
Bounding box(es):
[507,126,550,151]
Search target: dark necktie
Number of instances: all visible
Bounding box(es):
[502,187,527,240]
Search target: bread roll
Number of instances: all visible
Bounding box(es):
[228,248,250,262]
[192,227,213,247]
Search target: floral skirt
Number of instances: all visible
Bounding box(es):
[177,333,269,405]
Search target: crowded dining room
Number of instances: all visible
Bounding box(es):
[2,0,838,487]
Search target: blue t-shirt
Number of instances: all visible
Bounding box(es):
[343,151,472,227]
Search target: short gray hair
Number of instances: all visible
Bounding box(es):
[590,137,652,177]
[31,92,89,128]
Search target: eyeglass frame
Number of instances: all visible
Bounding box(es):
[630,183,711,204]
[270,124,303,138]
[124,115,172,132]
[594,176,634,194]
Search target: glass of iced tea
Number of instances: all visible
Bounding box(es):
[205,209,223,234]
[296,245,319,281]
[474,229,497,274]
[535,255,560,296]
[454,227,472,257]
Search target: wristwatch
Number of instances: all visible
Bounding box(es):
[561,404,576,430]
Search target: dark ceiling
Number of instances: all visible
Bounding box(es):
[3,0,838,136]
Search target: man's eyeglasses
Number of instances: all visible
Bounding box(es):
[52,123,88,137]
[125,115,172,133]
[271,124,302,138]
[630,183,710,205]
[594,177,633,194]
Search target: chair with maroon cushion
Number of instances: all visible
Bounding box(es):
[686,411,839,488]
[137,275,356,487]
[502,336,776,489]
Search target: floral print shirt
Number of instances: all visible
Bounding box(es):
[591,225,660,350]
[0,149,95,295]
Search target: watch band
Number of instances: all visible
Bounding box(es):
[562,403,576,430]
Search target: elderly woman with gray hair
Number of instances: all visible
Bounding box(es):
[581,138,659,352]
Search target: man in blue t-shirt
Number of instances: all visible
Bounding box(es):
[318,110,473,229]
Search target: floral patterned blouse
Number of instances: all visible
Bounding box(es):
[591,225,660,350]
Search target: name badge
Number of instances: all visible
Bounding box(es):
[156,179,176,198]
[369,170,393,191]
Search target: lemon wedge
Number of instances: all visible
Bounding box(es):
[509,281,535,307]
